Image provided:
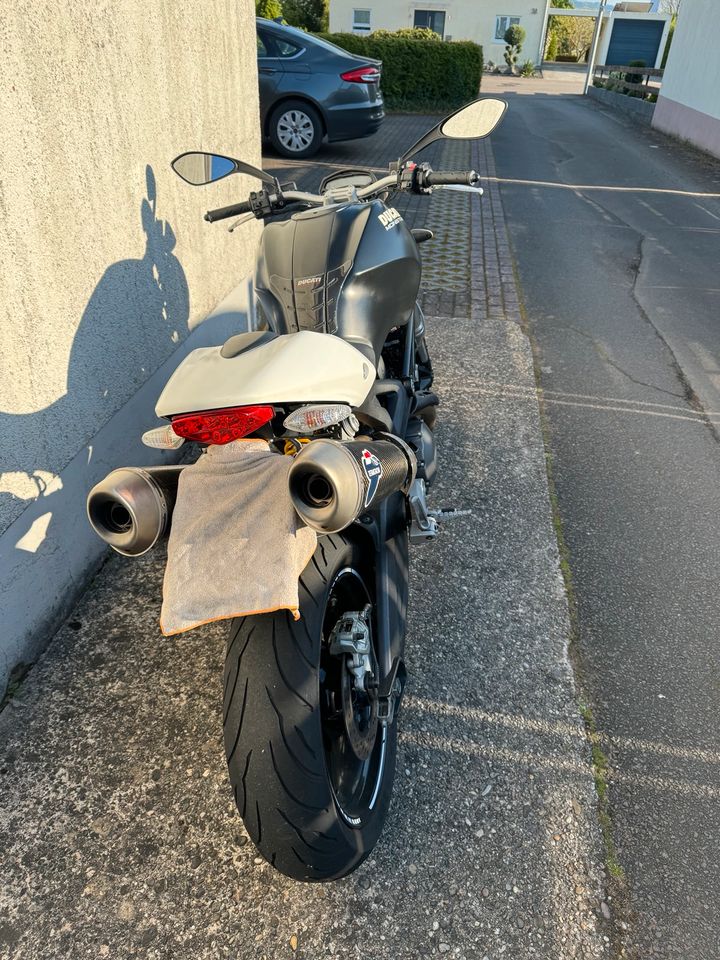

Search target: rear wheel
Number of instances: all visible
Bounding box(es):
[269,100,323,158]
[223,533,397,881]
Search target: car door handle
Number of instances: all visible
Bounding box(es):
[259,66,279,74]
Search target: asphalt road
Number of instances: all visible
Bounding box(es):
[488,81,720,959]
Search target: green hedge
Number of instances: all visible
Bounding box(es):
[315,32,483,111]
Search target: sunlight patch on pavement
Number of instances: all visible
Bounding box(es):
[406,696,720,766]
[15,511,52,553]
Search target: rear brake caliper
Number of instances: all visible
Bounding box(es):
[329,603,374,693]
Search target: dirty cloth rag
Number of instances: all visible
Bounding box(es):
[161,439,316,635]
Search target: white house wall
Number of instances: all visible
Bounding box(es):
[329,1,550,65]
[652,0,720,158]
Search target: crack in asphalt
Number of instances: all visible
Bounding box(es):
[559,322,686,401]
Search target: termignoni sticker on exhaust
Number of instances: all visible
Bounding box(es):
[361,448,383,506]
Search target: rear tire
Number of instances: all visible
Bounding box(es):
[223,533,397,881]
[269,100,323,158]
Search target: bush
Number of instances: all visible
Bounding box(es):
[504,23,526,71]
[661,19,675,68]
[520,59,535,78]
[256,0,283,19]
[315,32,483,110]
[546,32,559,61]
[282,0,328,32]
[371,27,440,41]
[626,59,646,84]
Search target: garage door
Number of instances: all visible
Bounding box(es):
[606,19,665,65]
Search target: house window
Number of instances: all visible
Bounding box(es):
[495,15,520,41]
[414,10,446,38]
[353,8,371,33]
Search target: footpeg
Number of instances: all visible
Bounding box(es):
[429,507,472,521]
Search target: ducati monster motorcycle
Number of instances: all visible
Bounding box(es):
[87,98,507,881]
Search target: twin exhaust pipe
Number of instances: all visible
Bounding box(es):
[87,436,416,556]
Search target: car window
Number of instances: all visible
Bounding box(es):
[257,33,269,57]
[304,33,355,57]
[275,38,301,57]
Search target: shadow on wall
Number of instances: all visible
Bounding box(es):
[0,165,189,554]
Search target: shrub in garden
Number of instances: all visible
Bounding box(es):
[282,0,328,32]
[625,59,646,84]
[256,0,283,19]
[504,24,526,72]
[546,32,559,61]
[520,59,535,77]
[315,31,483,110]
[371,27,440,41]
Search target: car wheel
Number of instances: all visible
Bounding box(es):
[269,100,323,159]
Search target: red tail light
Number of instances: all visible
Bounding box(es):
[171,405,274,445]
[340,65,380,83]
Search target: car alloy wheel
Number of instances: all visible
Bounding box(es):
[276,108,315,153]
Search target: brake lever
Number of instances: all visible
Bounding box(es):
[433,184,484,195]
[228,212,257,233]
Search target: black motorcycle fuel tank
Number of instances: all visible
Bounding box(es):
[254,200,421,364]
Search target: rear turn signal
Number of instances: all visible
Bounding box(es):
[171,405,274,445]
[340,65,380,83]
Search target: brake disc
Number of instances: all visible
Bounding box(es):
[340,664,378,761]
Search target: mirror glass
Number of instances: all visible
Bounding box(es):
[440,99,507,140]
[172,152,237,186]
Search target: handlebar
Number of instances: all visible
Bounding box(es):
[423,170,480,187]
[203,167,479,225]
[204,199,253,223]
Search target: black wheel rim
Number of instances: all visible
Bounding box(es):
[320,566,387,827]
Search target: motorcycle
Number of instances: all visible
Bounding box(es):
[86,97,507,881]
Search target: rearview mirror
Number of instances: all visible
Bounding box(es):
[171,151,275,186]
[440,99,507,140]
[398,97,507,163]
[172,152,237,185]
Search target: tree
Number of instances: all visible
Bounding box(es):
[561,16,595,61]
[503,23,526,72]
[544,0,573,61]
[281,0,328,32]
[256,0,283,19]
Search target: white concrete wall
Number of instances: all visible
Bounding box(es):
[652,0,720,157]
[330,0,549,65]
[0,0,262,692]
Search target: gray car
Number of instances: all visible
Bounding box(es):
[257,19,384,158]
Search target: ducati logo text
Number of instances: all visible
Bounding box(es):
[378,208,401,230]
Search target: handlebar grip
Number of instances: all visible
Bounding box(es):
[425,170,480,187]
[204,200,253,223]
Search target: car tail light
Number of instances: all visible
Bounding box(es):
[340,65,380,83]
[171,405,274,445]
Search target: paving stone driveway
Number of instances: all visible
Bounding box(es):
[1,115,610,960]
